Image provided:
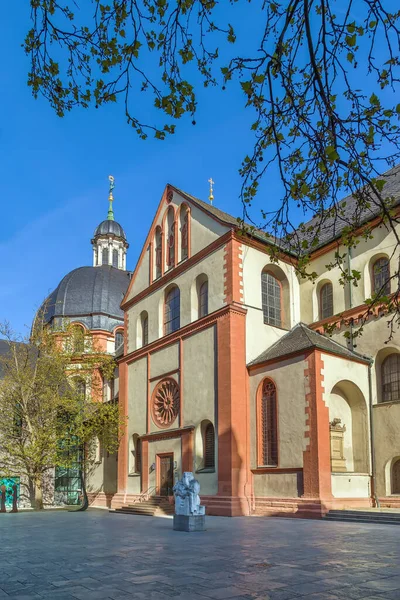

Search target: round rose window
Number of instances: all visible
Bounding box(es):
[151,378,180,429]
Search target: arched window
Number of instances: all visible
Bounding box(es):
[164,287,180,335]
[102,247,109,266]
[258,379,278,466]
[166,207,175,269]
[112,249,118,268]
[373,257,390,295]
[204,423,215,469]
[261,272,282,327]
[381,354,400,403]
[142,313,149,346]
[199,280,208,318]
[320,282,333,319]
[180,205,189,261]
[115,331,124,352]
[71,326,85,353]
[392,459,400,494]
[155,227,162,280]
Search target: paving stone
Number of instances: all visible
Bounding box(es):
[0,511,399,600]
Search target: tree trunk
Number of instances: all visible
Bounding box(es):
[34,475,44,510]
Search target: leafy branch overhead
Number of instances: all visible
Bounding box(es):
[26,1,400,322]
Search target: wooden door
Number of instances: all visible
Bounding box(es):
[158,454,173,496]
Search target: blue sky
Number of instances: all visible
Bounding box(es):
[1,4,398,336]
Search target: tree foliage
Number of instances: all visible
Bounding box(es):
[25,1,400,331]
[0,315,125,509]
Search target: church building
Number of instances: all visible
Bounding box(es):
[88,167,400,518]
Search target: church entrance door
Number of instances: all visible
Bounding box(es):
[157,453,174,496]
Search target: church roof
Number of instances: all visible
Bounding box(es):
[40,265,131,332]
[174,164,400,255]
[93,219,126,240]
[248,322,371,367]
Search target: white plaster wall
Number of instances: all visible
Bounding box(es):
[126,244,226,353]
[150,344,179,379]
[373,402,400,496]
[249,355,308,499]
[241,245,300,363]
[300,222,400,323]
[331,474,370,498]
[183,326,218,495]
[127,357,148,494]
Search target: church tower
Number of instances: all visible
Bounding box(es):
[91,176,129,270]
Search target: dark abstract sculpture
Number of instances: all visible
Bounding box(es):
[0,485,6,513]
[10,484,18,513]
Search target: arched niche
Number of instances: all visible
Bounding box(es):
[261,264,290,330]
[177,203,190,263]
[190,273,209,322]
[195,419,215,471]
[164,206,176,271]
[328,380,369,474]
[136,311,149,348]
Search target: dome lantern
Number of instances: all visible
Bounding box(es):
[91,176,129,270]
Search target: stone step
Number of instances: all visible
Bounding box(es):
[328,509,400,518]
[324,514,400,525]
[324,509,400,525]
[112,496,174,517]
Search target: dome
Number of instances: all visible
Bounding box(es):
[40,266,131,333]
[94,220,126,240]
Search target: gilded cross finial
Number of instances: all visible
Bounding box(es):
[107,175,115,221]
[208,178,214,205]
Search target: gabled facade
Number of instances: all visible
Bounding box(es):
[89,171,400,517]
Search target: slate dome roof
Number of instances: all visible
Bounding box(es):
[94,219,126,240]
[40,266,130,332]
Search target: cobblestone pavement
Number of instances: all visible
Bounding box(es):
[0,509,399,600]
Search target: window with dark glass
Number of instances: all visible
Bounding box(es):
[55,443,83,505]
[260,379,278,466]
[164,287,180,334]
[102,247,109,265]
[320,282,333,319]
[112,249,118,268]
[115,331,124,351]
[204,423,215,469]
[381,354,400,403]
[261,272,282,327]
[142,315,148,346]
[199,281,208,318]
[373,257,390,295]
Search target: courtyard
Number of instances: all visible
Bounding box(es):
[0,511,399,600]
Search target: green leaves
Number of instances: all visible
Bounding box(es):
[325,146,339,162]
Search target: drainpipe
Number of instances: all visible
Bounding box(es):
[368,361,380,508]
[347,247,354,351]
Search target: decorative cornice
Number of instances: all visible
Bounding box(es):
[140,425,194,442]
[119,303,247,365]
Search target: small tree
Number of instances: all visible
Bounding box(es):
[0,316,125,510]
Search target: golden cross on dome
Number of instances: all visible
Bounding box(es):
[208,178,214,205]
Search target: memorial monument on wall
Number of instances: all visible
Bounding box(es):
[173,472,205,531]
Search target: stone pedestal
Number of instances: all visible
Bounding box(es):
[330,418,347,473]
[173,514,206,532]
